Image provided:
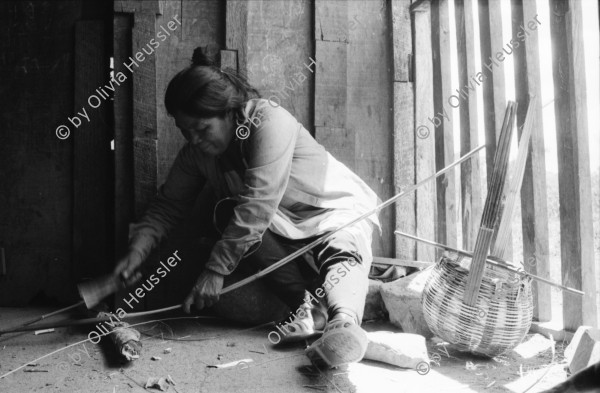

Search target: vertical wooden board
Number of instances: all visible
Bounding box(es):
[455,0,482,251]
[314,41,347,128]
[391,0,416,259]
[550,0,596,330]
[226,0,248,74]
[73,21,113,280]
[391,0,412,82]
[347,0,394,258]
[394,82,416,260]
[114,14,135,258]
[315,0,348,42]
[431,0,456,255]
[244,0,313,129]
[412,2,436,262]
[511,0,552,322]
[315,126,355,169]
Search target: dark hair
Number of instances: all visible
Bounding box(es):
[164,47,260,118]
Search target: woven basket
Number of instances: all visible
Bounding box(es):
[421,253,533,357]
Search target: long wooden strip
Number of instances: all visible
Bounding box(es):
[511,0,551,322]
[491,97,536,258]
[463,103,516,305]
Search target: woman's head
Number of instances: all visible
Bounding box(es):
[165,47,259,155]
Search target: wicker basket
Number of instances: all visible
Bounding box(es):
[421,253,533,357]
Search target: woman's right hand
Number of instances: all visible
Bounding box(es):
[113,249,144,287]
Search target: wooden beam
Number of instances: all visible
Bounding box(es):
[431,0,456,259]
[411,1,436,262]
[550,0,597,329]
[454,0,482,251]
[511,0,552,322]
[391,0,416,260]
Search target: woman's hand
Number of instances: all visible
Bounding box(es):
[183,270,224,313]
[113,249,144,286]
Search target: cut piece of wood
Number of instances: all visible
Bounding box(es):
[550,0,597,330]
[431,0,456,258]
[511,0,551,322]
[412,0,436,263]
[315,126,354,170]
[454,0,482,251]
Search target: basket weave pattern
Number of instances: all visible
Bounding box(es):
[421,254,533,357]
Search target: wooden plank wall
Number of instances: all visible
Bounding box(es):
[346,0,395,257]
[0,1,110,305]
[550,0,597,330]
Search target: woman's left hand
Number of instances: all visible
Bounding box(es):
[183,270,224,313]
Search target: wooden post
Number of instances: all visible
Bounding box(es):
[550,0,598,329]
[454,0,482,251]
[411,0,436,262]
[392,0,416,260]
[431,0,456,257]
[511,0,552,322]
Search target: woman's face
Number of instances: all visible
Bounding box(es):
[174,111,235,156]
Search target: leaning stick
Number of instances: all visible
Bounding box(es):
[394,230,584,296]
[2,145,485,335]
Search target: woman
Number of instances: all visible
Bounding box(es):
[114,48,381,367]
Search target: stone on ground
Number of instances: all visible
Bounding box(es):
[380,269,433,338]
[568,328,600,374]
[363,331,429,369]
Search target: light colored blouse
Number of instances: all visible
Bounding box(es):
[129,99,381,275]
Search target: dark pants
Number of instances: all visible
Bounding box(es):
[215,198,371,324]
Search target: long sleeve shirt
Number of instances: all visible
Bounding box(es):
[128,98,381,275]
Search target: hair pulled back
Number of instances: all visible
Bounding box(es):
[164,46,259,118]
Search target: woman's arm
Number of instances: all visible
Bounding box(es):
[121,145,205,271]
[204,107,298,275]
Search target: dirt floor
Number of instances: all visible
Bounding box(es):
[0,307,570,393]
